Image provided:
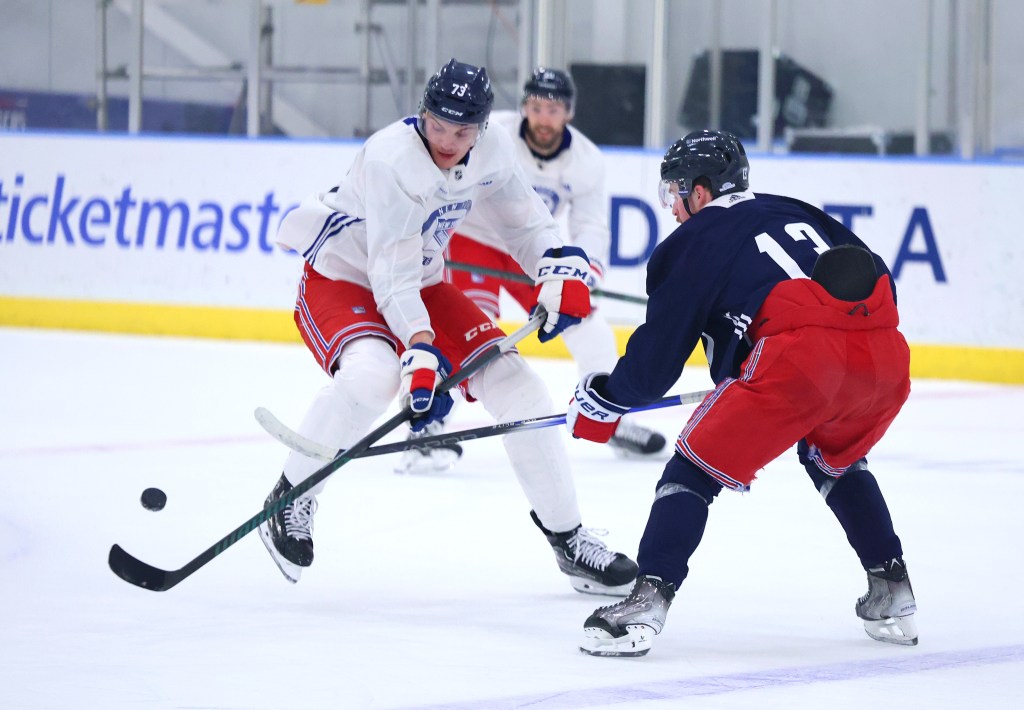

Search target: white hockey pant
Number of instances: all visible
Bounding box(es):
[468,352,581,532]
[283,337,399,495]
[560,310,619,378]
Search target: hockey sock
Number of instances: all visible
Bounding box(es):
[637,454,722,588]
[821,468,904,569]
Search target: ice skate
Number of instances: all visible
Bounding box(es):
[609,420,667,458]
[531,511,638,595]
[393,420,463,474]
[580,575,676,657]
[856,557,918,646]
[258,473,318,583]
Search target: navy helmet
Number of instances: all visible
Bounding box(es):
[658,129,749,206]
[522,67,576,113]
[420,58,494,126]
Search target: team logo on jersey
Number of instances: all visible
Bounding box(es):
[454,168,463,181]
[532,186,560,215]
[351,306,366,314]
[421,200,472,266]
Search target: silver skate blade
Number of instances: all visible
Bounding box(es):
[570,577,634,597]
[864,615,918,646]
[257,522,301,584]
[579,625,655,657]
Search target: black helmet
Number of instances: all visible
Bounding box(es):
[420,58,494,125]
[659,129,749,205]
[522,67,576,113]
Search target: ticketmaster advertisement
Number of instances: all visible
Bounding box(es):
[1,132,1022,378]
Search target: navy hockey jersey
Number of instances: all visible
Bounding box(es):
[602,191,894,408]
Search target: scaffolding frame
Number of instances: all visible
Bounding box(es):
[94,0,993,155]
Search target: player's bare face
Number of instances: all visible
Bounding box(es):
[522,97,570,155]
[422,114,479,170]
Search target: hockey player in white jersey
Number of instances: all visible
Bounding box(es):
[411,67,665,474]
[258,58,638,596]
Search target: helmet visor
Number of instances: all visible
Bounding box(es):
[658,178,690,208]
[419,109,488,141]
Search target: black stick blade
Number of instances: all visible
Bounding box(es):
[108,544,178,592]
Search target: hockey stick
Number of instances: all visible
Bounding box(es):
[255,389,713,462]
[107,311,546,592]
[445,260,648,306]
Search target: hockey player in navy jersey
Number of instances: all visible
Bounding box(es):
[257,59,637,596]
[568,130,917,656]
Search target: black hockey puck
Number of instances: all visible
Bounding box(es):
[140,487,167,511]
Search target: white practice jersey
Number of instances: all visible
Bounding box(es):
[275,117,563,346]
[454,110,610,266]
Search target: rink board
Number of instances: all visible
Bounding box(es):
[1,131,1022,383]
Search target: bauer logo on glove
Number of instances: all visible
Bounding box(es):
[565,372,630,443]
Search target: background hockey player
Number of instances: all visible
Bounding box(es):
[399,67,665,474]
[566,130,917,656]
[257,58,638,597]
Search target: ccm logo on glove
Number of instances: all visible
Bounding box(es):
[533,246,592,343]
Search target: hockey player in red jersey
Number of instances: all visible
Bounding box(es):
[256,59,637,596]
[567,130,917,656]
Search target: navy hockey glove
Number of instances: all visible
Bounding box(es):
[566,372,628,443]
[532,246,592,343]
[399,343,454,432]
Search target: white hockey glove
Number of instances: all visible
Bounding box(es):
[399,343,454,432]
[531,246,592,343]
[566,372,629,443]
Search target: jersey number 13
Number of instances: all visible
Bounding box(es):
[754,222,830,278]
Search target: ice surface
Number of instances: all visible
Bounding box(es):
[2,328,1022,709]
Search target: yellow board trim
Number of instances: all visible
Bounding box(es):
[2,296,1022,385]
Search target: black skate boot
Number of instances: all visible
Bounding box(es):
[580,575,676,657]
[609,420,667,458]
[531,511,638,595]
[856,556,918,645]
[258,473,318,583]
